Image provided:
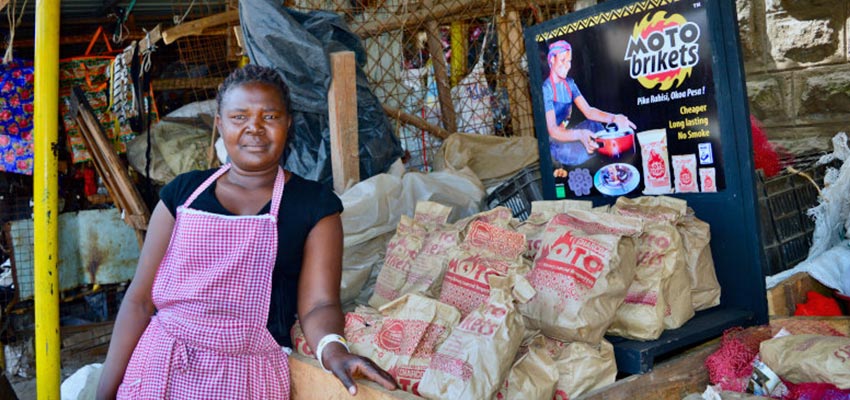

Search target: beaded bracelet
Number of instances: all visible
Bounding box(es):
[315,333,349,373]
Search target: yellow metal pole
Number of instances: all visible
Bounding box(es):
[450,22,467,87]
[33,0,62,398]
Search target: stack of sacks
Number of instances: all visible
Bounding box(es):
[292,294,460,396]
[438,220,528,317]
[419,276,534,399]
[679,207,721,310]
[294,199,719,399]
[514,200,593,261]
[520,209,643,343]
[607,196,694,340]
[369,204,515,309]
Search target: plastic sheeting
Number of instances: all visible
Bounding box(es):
[434,133,540,189]
[808,132,850,258]
[239,1,402,186]
[766,132,850,295]
[61,363,103,400]
[338,160,486,308]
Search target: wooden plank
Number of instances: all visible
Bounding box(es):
[425,20,457,133]
[383,104,451,140]
[498,10,535,137]
[351,0,570,39]
[152,77,223,91]
[770,316,850,336]
[328,51,360,194]
[766,272,833,316]
[162,9,240,45]
[71,87,149,247]
[290,353,417,400]
[578,338,719,400]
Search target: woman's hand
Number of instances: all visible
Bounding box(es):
[613,114,637,131]
[577,129,599,154]
[321,343,398,395]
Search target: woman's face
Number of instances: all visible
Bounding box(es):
[551,51,572,79]
[216,82,291,172]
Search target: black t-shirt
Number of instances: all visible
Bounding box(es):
[159,168,343,347]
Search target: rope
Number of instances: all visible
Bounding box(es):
[3,0,29,64]
[786,166,824,198]
[174,0,198,26]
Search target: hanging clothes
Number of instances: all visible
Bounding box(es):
[0,59,34,175]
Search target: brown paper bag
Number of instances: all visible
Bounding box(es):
[495,334,559,400]
[608,197,693,339]
[370,202,452,308]
[544,337,618,399]
[760,334,850,389]
[344,305,385,356]
[678,209,721,310]
[419,276,529,400]
[516,200,593,261]
[290,320,313,358]
[439,220,527,318]
[521,210,642,343]
[367,294,462,395]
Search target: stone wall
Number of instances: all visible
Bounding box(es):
[739,0,850,142]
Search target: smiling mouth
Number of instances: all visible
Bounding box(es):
[240,143,269,149]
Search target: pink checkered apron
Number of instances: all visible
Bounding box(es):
[117,164,291,399]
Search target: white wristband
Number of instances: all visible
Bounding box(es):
[315,333,349,373]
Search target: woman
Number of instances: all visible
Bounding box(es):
[97,65,397,399]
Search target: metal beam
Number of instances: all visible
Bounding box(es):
[33,0,62,398]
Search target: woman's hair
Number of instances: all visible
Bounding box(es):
[216,64,292,115]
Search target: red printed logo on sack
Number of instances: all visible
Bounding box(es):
[648,150,667,179]
[465,221,526,259]
[679,167,693,186]
[530,230,611,299]
[376,320,405,353]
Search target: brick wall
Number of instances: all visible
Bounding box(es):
[738,0,850,141]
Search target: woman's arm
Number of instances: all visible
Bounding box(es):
[96,202,175,400]
[297,213,397,395]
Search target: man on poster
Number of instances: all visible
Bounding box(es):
[543,40,636,172]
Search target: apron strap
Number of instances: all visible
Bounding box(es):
[182,164,286,217]
[269,166,285,218]
[183,164,231,208]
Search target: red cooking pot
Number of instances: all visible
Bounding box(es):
[595,124,635,158]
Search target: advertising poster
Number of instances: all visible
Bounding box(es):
[528,0,724,199]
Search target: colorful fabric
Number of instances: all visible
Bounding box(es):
[0,59,34,175]
[117,164,291,399]
[59,57,136,164]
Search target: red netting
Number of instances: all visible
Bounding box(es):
[705,326,773,392]
[793,291,844,317]
[783,381,850,400]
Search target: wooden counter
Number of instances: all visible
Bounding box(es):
[290,353,419,400]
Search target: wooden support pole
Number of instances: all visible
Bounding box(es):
[425,21,457,133]
[162,9,239,45]
[383,104,451,141]
[72,87,149,248]
[498,10,536,137]
[328,51,360,195]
